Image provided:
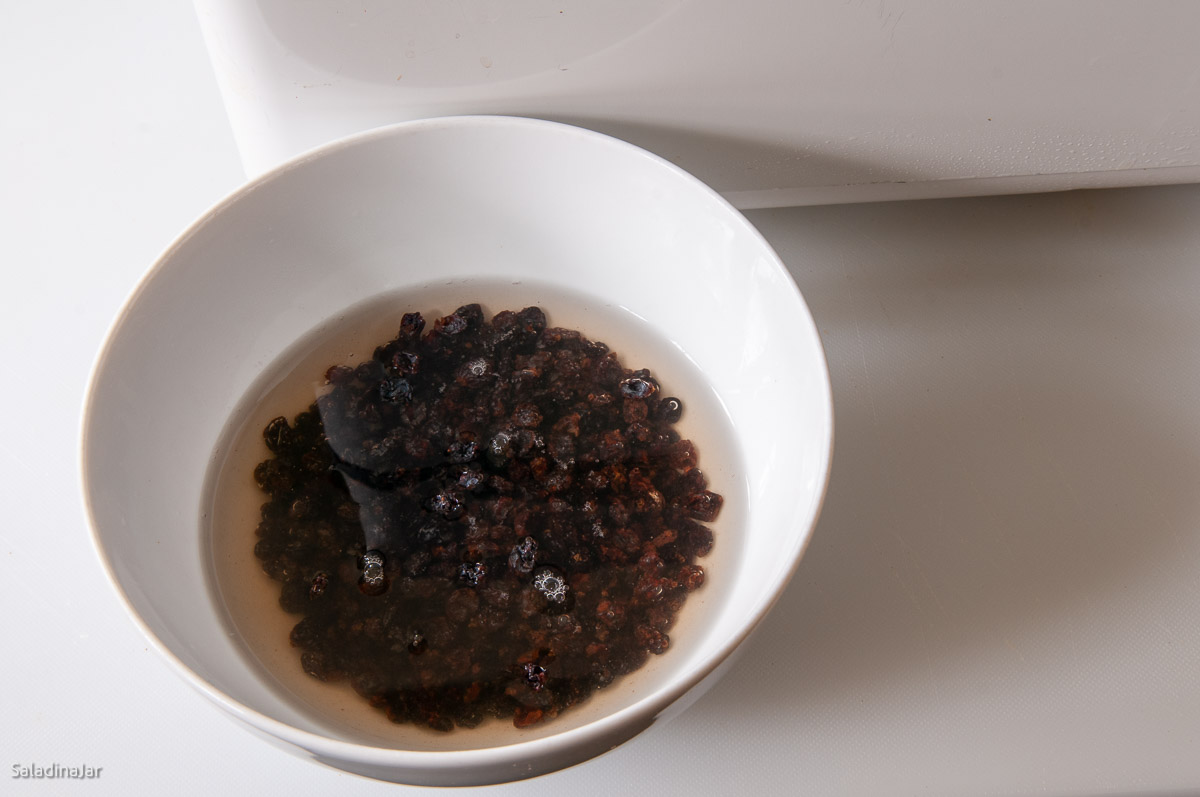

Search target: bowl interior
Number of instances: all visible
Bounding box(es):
[83,117,831,766]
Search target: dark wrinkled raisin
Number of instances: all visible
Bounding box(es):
[685,490,724,522]
[668,439,697,470]
[596,599,625,629]
[250,303,721,732]
[513,706,543,728]
[457,468,484,491]
[301,650,338,681]
[379,377,412,403]
[459,562,487,587]
[682,520,714,557]
[427,492,464,520]
[679,565,705,591]
[517,306,546,336]
[252,460,291,495]
[390,350,420,375]
[263,417,292,453]
[509,536,538,576]
[635,625,670,655]
[399,312,425,339]
[523,662,548,691]
[486,430,514,467]
[445,439,478,464]
[655,397,683,423]
[456,303,484,328]
[436,304,482,336]
[415,523,445,545]
[325,364,354,384]
[619,371,658,399]
[623,400,648,424]
[511,402,543,428]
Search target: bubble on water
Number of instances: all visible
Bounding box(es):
[359,550,387,595]
[533,567,568,603]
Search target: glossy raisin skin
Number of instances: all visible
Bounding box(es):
[252,305,721,731]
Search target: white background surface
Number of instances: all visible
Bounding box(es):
[4,3,1200,795]
[195,0,1200,206]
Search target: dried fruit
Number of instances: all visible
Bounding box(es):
[263,417,292,453]
[251,305,720,731]
[508,536,538,576]
[522,662,548,692]
[655,397,684,424]
[619,371,658,399]
[459,562,487,587]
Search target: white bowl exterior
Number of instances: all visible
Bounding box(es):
[82,116,831,785]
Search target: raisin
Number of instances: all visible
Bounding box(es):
[512,402,543,429]
[655,397,684,424]
[301,650,339,681]
[486,430,514,467]
[263,417,293,453]
[399,312,425,339]
[252,460,290,495]
[434,304,482,338]
[250,303,721,733]
[325,364,354,385]
[667,439,698,470]
[427,492,465,520]
[457,468,484,491]
[459,561,487,587]
[622,400,648,424]
[508,536,538,576]
[619,371,658,399]
[522,662,548,692]
[679,564,705,591]
[517,306,546,336]
[684,490,724,522]
[596,599,625,629]
[390,350,420,375]
[635,625,670,655]
[445,439,478,464]
[513,706,544,728]
[379,377,412,403]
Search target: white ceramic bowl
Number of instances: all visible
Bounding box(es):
[81,116,832,786]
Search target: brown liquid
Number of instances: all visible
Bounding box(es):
[204,280,745,750]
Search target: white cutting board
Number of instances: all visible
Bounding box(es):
[195,0,1200,206]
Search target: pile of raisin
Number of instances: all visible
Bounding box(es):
[251,304,722,731]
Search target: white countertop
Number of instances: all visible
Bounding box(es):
[195,0,1200,207]
[4,3,1200,795]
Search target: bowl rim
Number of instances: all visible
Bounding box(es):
[79,114,834,776]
